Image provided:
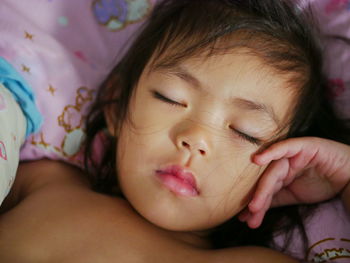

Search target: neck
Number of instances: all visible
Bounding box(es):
[170,230,212,249]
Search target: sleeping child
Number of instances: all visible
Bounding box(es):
[0,0,350,262]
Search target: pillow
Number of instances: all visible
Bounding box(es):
[0,0,156,167]
[308,0,350,120]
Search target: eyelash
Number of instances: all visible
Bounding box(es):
[152,91,260,145]
[152,91,185,107]
[230,127,261,145]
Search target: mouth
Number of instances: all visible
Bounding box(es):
[155,165,199,197]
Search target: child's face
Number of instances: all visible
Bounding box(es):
[109,50,295,231]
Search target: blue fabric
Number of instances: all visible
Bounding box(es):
[0,57,42,137]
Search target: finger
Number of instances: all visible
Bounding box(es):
[249,159,290,213]
[253,138,310,165]
[238,207,251,222]
[246,194,273,229]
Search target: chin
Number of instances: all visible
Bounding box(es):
[138,203,218,232]
[149,216,205,232]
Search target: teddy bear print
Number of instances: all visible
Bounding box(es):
[30,86,95,163]
[92,0,151,31]
[57,86,95,158]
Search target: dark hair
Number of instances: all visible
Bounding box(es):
[84,0,350,255]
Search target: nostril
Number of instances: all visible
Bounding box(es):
[182,141,190,148]
[181,141,206,156]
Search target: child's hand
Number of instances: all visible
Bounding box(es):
[239,137,350,229]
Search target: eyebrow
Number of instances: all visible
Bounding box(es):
[153,64,280,125]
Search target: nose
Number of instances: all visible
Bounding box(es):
[176,123,210,157]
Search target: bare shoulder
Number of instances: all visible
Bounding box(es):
[0,161,297,263]
[0,161,198,262]
[0,159,90,212]
[0,160,130,262]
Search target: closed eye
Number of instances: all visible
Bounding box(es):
[151,91,186,107]
[230,126,261,145]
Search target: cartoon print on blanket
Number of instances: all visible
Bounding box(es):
[92,0,152,31]
[30,87,95,164]
[306,237,350,262]
[0,92,8,161]
[0,141,7,161]
[325,0,350,14]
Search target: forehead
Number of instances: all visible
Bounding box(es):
[147,50,296,127]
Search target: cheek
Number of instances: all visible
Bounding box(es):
[117,96,175,167]
[210,152,262,211]
[116,121,170,174]
[219,160,261,195]
[117,125,148,169]
[129,90,165,130]
[214,142,257,177]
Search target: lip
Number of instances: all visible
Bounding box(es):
[155,165,199,197]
